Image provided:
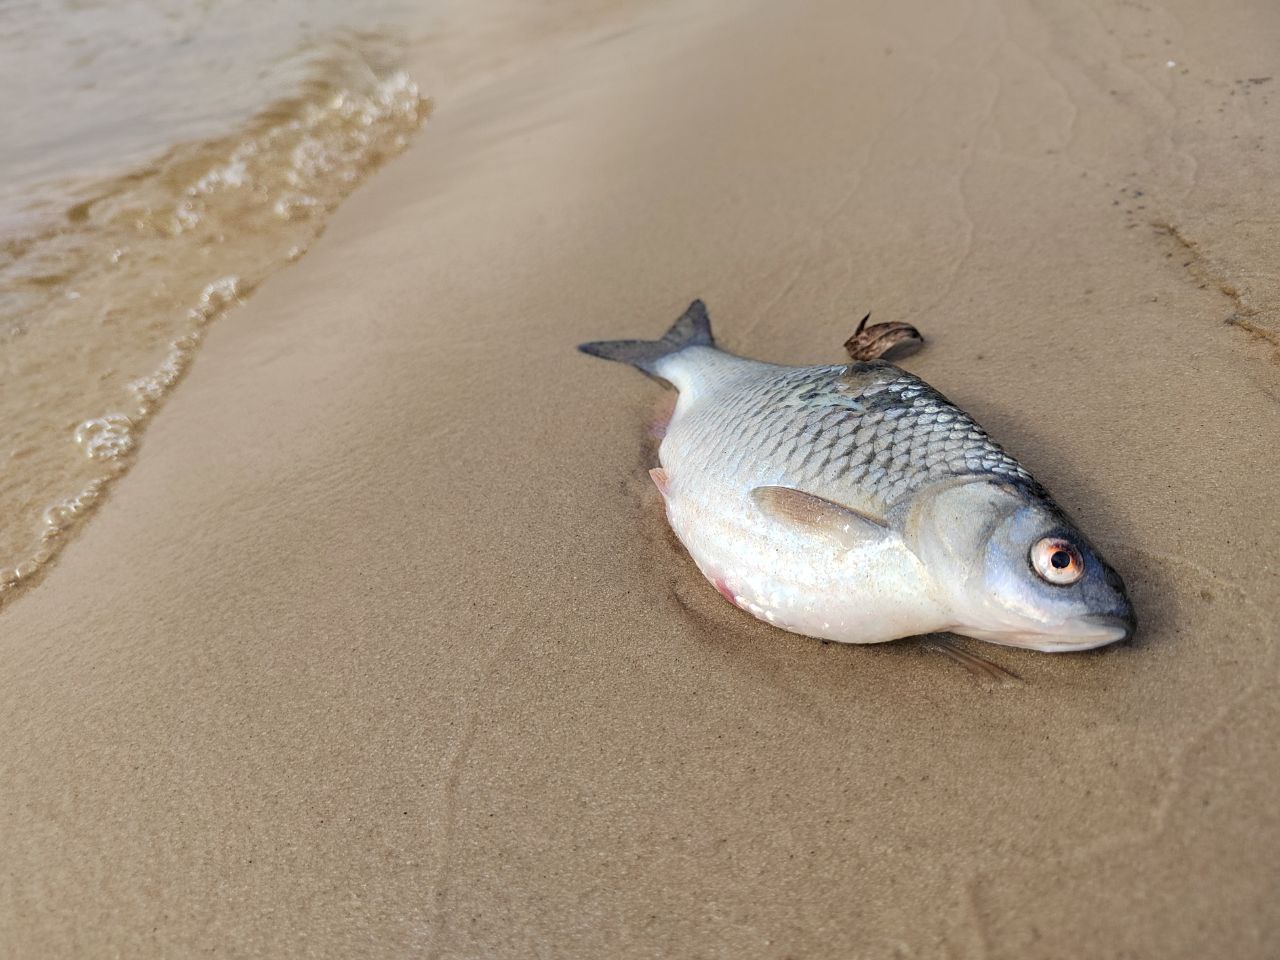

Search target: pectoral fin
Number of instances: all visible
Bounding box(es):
[750,486,891,549]
[921,636,1020,683]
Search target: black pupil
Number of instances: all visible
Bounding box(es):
[1050,550,1072,570]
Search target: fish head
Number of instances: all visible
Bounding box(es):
[905,478,1135,652]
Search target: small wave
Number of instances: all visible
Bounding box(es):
[0,35,428,605]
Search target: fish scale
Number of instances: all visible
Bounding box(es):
[673,359,1037,514]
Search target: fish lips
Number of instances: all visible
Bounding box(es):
[962,609,1136,653]
[1030,612,1136,652]
[1082,610,1137,646]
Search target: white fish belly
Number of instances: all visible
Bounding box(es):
[660,478,938,644]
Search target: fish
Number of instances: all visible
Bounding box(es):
[578,300,1135,653]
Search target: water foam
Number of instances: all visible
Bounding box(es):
[0,43,428,606]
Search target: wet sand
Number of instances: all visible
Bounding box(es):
[2,0,1278,957]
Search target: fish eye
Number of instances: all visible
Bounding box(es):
[1030,537,1084,585]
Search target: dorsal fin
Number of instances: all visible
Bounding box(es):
[750,486,890,549]
[843,314,924,361]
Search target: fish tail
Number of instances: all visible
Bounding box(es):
[577,299,714,379]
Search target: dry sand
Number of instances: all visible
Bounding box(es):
[3,0,1279,956]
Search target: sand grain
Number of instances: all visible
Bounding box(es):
[2,1,1277,957]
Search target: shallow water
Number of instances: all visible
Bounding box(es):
[0,1,429,600]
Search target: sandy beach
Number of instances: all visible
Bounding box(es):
[2,0,1278,957]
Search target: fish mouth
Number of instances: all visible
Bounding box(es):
[962,612,1135,653]
[1080,612,1136,645]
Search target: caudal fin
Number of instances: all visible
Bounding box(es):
[577,299,714,379]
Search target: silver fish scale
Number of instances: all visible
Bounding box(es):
[679,360,1041,512]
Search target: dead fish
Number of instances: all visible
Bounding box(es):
[579,300,1135,652]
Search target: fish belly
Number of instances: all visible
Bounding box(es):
[660,478,935,644]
